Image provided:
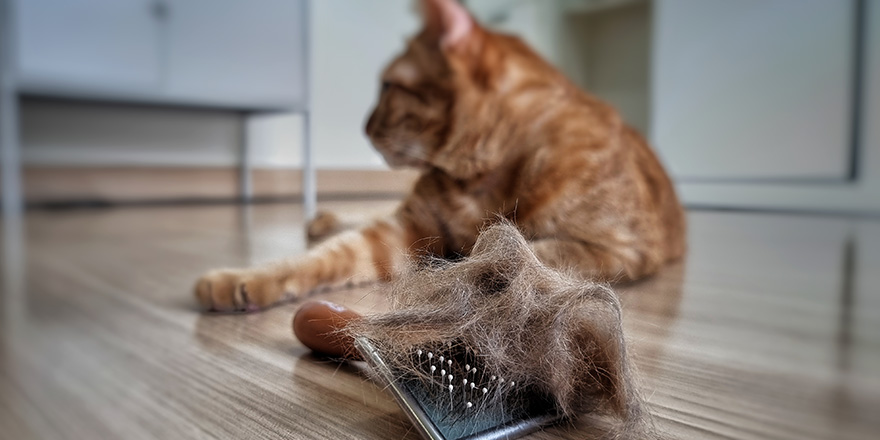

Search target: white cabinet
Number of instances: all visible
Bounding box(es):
[652,0,856,181]
[164,0,306,108]
[14,0,307,110]
[16,0,162,91]
[865,0,880,167]
[2,0,312,214]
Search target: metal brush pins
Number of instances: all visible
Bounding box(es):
[355,337,563,440]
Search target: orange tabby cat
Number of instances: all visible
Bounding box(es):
[194,0,685,312]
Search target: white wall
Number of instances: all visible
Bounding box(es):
[560,2,650,134]
[311,0,419,170]
[470,0,565,63]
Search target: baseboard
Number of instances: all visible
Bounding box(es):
[20,166,420,205]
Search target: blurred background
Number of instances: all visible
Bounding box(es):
[0,0,877,214]
[0,1,879,439]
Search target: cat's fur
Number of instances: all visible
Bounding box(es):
[194,0,685,312]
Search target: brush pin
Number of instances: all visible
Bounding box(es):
[401,343,529,425]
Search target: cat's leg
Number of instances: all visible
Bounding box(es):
[529,238,660,283]
[194,217,410,312]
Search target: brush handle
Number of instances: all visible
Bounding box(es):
[292,301,363,360]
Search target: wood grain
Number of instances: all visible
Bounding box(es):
[1,202,878,439]
[15,167,421,203]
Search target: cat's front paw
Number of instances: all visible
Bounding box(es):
[194,269,286,313]
[306,210,342,242]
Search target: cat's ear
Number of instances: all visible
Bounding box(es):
[420,0,474,50]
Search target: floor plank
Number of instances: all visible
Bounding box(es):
[1,202,878,439]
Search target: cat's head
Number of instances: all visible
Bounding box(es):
[365,0,557,179]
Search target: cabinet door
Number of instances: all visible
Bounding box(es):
[16,0,161,90]
[164,0,306,108]
[652,0,856,181]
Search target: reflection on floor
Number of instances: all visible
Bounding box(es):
[1,201,878,439]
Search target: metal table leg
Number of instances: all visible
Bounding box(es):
[1,0,23,220]
[240,112,253,202]
[302,110,315,220]
[1,0,27,333]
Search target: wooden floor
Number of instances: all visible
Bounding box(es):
[1,201,878,439]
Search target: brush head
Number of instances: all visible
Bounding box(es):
[356,337,563,440]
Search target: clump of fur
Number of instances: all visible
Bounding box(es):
[349,222,652,436]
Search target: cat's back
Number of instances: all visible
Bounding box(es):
[509,85,686,262]
[623,126,687,260]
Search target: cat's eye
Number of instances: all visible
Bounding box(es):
[381,81,426,104]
